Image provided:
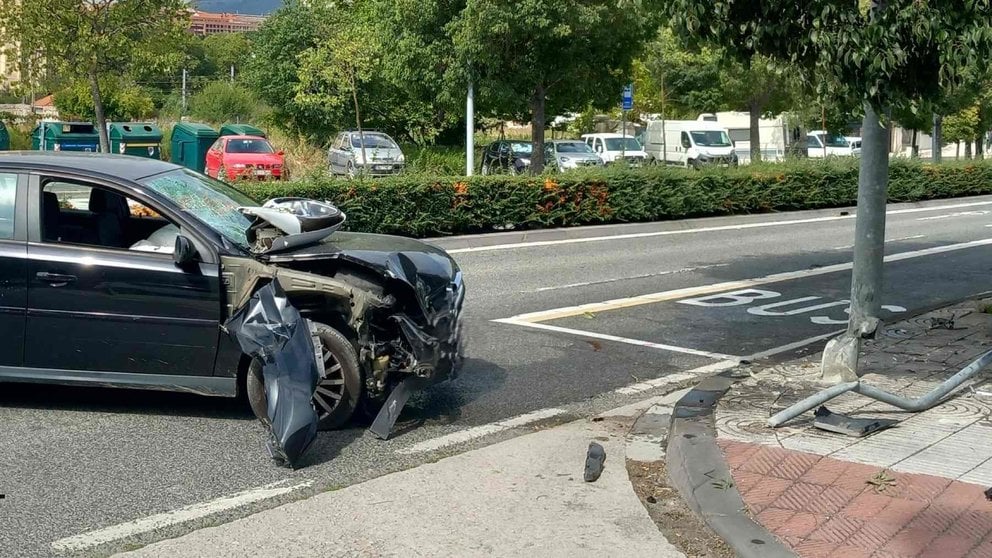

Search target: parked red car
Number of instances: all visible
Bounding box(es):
[205,135,287,181]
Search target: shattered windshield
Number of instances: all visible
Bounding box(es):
[140,169,257,250]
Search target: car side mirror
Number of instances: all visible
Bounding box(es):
[174,235,199,268]
[277,150,285,156]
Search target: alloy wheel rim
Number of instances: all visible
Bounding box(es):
[312,345,345,418]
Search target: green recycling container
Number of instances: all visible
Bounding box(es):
[109,122,163,159]
[0,122,10,151]
[31,122,99,152]
[219,123,266,138]
[170,122,219,174]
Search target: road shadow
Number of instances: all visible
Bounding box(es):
[0,381,253,420]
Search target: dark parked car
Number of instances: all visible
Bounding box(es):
[0,152,464,430]
[480,140,533,175]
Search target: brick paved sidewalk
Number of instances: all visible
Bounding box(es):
[716,300,992,558]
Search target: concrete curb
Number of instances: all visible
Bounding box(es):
[661,372,796,558]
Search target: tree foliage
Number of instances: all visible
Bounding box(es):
[450,0,660,172]
[661,1,992,113]
[54,78,155,121]
[189,81,259,124]
[0,0,190,152]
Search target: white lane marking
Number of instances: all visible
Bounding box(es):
[446,200,992,254]
[521,264,729,293]
[396,407,567,455]
[744,330,845,361]
[917,210,990,221]
[51,480,313,553]
[832,234,926,250]
[501,237,992,323]
[614,361,738,395]
[492,318,740,361]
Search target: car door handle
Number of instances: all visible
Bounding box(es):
[36,272,77,286]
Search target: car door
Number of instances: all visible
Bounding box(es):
[0,171,27,367]
[205,139,223,177]
[807,135,824,158]
[23,173,221,377]
[327,134,342,174]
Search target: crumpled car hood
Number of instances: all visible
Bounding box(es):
[260,232,463,322]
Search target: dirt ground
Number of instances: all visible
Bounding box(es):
[627,457,736,558]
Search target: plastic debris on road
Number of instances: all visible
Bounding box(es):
[225,281,320,468]
[813,406,897,438]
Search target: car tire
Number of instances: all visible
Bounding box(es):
[247,322,363,431]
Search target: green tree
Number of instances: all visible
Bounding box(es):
[189,81,258,123]
[243,0,335,139]
[632,29,724,120]
[720,55,794,161]
[54,79,155,121]
[0,0,190,152]
[450,0,660,172]
[296,15,379,172]
[662,0,992,378]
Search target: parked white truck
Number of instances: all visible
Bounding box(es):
[642,119,739,168]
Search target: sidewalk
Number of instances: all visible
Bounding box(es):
[117,401,685,558]
[715,300,992,558]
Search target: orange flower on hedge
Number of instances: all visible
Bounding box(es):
[543,178,558,191]
[454,181,469,195]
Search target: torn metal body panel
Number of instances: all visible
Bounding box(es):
[221,227,465,437]
[225,281,320,467]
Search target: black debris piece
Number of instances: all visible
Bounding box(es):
[813,406,897,438]
[225,281,320,468]
[584,442,607,482]
[985,487,992,501]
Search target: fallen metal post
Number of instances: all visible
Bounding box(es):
[768,348,992,427]
[767,381,859,427]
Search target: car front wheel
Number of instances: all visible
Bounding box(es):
[247,322,363,431]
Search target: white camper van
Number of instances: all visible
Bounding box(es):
[697,112,790,163]
[643,120,738,168]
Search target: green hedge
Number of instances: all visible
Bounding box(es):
[236,159,992,238]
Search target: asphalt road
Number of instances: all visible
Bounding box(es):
[5,195,992,556]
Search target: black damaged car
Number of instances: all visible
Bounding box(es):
[0,153,464,431]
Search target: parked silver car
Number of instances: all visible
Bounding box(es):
[544,140,604,172]
[328,131,406,177]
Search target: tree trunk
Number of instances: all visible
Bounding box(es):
[88,69,109,153]
[349,70,368,176]
[911,129,918,158]
[748,102,762,163]
[529,83,546,174]
[932,114,943,162]
[976,132,985,160]
[965,140,973,159]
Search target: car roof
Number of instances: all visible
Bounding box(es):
[223,135,268,141]
[580,133,625,138]
[547,139,586,143]
[0,151,182,180]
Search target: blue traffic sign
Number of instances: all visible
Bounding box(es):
[621,84,633,111]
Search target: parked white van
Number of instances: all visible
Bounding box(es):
[643,120,739,168]
[807,130,862,158]
[581,133,649,165]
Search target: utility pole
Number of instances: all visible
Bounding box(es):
[821,0,889,383]
[181,69,188,115]
[466,80,474,176]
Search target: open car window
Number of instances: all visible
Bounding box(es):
[41,180,176,254]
